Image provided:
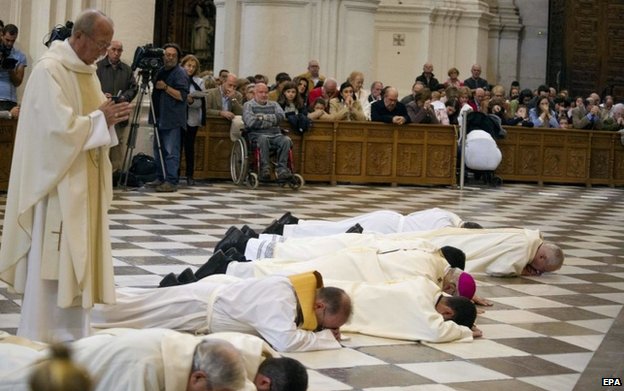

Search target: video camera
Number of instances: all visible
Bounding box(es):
[44,21,74,48]
[131,44,164,71]
[0,45,17,70]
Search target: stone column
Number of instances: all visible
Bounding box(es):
[487,0,523,91]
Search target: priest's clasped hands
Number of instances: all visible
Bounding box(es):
[100,97,133,127]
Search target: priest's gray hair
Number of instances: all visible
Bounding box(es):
[542,241,565,270]
[191,339,247,390]
[72,9,113,36]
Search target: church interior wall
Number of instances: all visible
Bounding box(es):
[515,0,549,90]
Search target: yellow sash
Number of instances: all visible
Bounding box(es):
[288,271,323,331]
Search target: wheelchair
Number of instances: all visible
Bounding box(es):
[230,130,304,190]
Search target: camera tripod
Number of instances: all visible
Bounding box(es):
[118,70,167,189]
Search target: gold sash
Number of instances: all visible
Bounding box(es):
[288,271,323,331]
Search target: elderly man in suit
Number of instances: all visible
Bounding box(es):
[205,72,245,140]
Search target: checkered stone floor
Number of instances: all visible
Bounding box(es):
[1,181,623,391]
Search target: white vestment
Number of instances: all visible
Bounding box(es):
[246,228,543,276]
[281,208,463,238]
[229,241,448,288]
[0,328,277,391]
[91,275,340,352]
[331,277,473,343]
[464,130,502,170]
[0,40,117,342]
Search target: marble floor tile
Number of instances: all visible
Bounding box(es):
[398,361,511,383]
[518,373,581,391]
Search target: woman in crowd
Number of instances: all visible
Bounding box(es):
[180,54,206,186]
[445,98,460,125]
[444,67,463,88]
[293,76,309,106]
[406,88,439,124]
[529,96,560,128]
[509,88,534,117]
[328,81,367,121]
[347,71,370,111]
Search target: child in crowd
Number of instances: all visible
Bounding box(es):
[277,81,311,133]
[307,98,331,121]
[507,104,534,127]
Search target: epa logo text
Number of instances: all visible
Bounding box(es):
[602,378,622,386]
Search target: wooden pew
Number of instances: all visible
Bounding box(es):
[498,126,624,186]
[192,117,458,186]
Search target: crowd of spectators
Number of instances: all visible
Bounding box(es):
[196,61,622,132]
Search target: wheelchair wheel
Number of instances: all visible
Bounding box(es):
[289,174,305,190]
[247,172,259,189]
[230,138,248,185]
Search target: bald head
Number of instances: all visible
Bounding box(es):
[69,9,114,65]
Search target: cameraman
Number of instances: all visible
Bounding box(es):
[0,24,27,111]
[149,43,189,192]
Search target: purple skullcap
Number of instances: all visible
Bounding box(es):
[457,272,476,299]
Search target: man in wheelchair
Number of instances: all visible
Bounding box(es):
[242,83,293,181]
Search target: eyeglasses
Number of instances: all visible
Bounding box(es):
[85,33,110,51]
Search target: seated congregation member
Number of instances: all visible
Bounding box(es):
[242,83,293,181]
[267,72,291,101]
[370,87,410,125]
[444,67,463,88]
[430,91,450,124]
[347,71,369,109]
[307,98,331,121]
[293,76,309,105]
[91,273,352,352]
[603,103,624,131]
[297,59,325,92]
[277,81,310,133]
[506,104,533,127]
[307,77,338,110]
[463,63,489,91]
[329,81,367,121]
[367,80,384,103]
[400,81,424,105]
[406,88,440,124]
[205,72,245,141]
[529,96,560,128]
[0,328,259,391]
[571,97,604,130]
[415,62,442,92]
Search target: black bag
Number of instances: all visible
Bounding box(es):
[113,170,142,187]
[129,153,158,183]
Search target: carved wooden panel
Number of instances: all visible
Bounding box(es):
[548,0,624,101]
[303,141,333,175]
[427,146,453,178]
[396,144,424,177]
[335,142,362,176]
[366,142,393,176]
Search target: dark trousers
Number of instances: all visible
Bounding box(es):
[181,125,198,178]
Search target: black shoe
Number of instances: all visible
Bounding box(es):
[260,170,271,182]
[186,177,195,186]
[440,246,466,270]
[214,227,250,255]
[345,223,363,234]
[241,225,259,239]
[177,267,198,285]
[222,226,238,239]
[224,247,248,262]
[276,169,293,181]
[195,250,233,279]
[262,219,284,235]
[158,272,180,288]
[277,212,299,225]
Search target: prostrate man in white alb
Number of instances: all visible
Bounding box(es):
[218,226,563,277]
[91,272,352,353]
[0,328,309,391]
[271,208,476,238]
